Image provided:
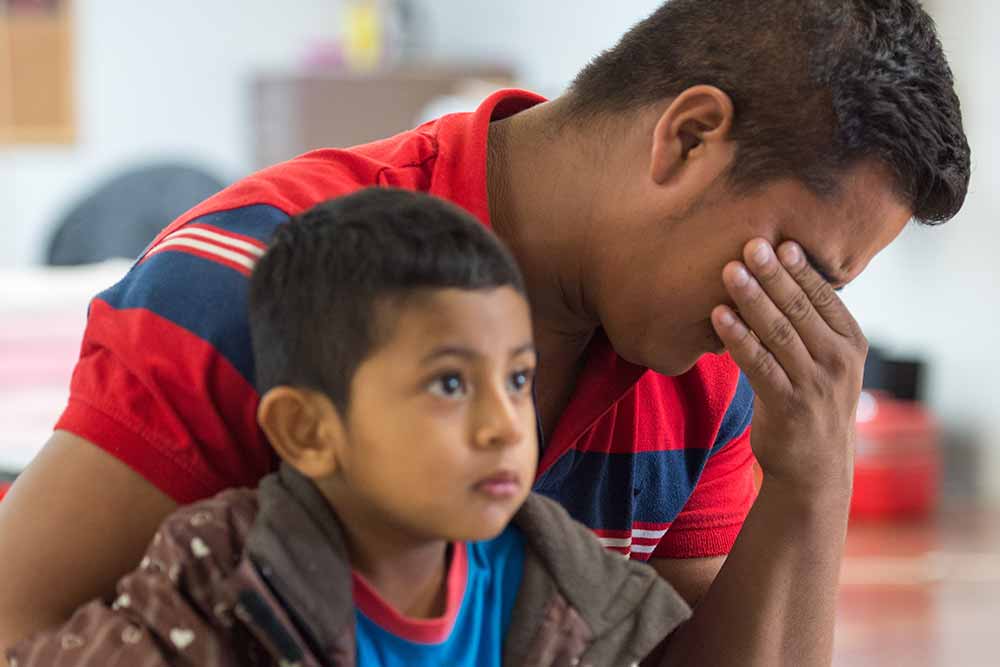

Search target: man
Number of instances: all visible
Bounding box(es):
[0,1,968,665]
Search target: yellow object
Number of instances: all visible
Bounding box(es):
[344,1,382,71]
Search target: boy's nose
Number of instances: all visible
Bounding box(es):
[473,386,525,450]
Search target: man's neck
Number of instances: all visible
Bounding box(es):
[486,100,605,437]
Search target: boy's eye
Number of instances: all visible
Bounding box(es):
[428,372,467,399]
[507,368,535,394]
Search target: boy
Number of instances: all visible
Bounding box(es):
[7,188,690,667]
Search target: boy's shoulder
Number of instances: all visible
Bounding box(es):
[513,493,673,601]
[505,493,692,666]
[6,488,266,667]
[158,487,260,547]
[147,487,261,584]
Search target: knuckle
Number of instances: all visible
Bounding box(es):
[806,368,828,395]
[787,389,812,414]
[809,370,835,396]
[838,317,866,349]
[752,346,776,377]
[739,282,766,309]
[757,260,783,285]
[856,332,870,355]
[735,323,757,350]
[782,291,813,323]
[765,317,796,348]
[791,260,819,285]
[810,284,839,311]
[826,349,851,377]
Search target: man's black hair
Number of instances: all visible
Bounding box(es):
[249,187,526,410]
[566,0,970,224]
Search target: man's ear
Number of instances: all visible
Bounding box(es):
[649,85,736,187]
[257,386,346,480]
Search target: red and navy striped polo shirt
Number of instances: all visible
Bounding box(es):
[56,89,756,560]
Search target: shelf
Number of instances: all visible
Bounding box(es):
[0,1,75,145]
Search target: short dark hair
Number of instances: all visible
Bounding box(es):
[249,187,526,410]
[566,0,970,224]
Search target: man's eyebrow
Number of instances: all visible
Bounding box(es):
[803,251,846,292]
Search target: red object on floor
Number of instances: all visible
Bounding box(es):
[851,391,940,520]
[0,481,11,502]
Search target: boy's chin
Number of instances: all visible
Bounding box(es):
[440,512,517,544]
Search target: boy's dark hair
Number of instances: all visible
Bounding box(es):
[566,0,970,225]
[249,187,526,410]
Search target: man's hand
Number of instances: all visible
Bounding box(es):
[711,238,865,502]
[653,238,861,666]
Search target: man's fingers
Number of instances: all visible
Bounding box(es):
[741,240,830,363]
[711,304,791,403]
[777,242,865,347]
[723,255,814,383]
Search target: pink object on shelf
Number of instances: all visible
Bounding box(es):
[301,42,348,72]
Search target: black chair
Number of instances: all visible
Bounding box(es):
[46,162,226,266]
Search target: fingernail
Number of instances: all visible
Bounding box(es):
[752,243,771,267]
[732,265,751,286]
[719,310,736,326]
[779,243,802,266]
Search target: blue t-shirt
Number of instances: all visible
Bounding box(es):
[353,525,525,666]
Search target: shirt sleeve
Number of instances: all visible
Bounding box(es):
[53,205,289,503]
[653,372,757,559]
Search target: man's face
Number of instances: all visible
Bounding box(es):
[325,287,539,543]
[593,160,913,376]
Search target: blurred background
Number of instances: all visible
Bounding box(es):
[2,1,997,664]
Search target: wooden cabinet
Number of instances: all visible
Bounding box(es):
[0,0,75,143]
[251,64,513,168]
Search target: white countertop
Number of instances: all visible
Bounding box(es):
[0,260,132,472]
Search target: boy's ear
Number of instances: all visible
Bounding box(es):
[257,387,346,480]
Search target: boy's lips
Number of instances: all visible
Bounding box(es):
[473,470,521,499]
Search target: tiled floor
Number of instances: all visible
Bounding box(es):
[834,505,1000,666]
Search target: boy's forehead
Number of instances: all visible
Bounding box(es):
[378,287,532,354]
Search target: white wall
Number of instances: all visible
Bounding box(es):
[4,0,344,267]
[423,0,1000,498]
[841,0,1000,498]
[420,0,664,96]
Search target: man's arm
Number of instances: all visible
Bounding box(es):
[648,238,862,666]
[648,556,725,608]
[0,431,177,664]
[649,478,848,666]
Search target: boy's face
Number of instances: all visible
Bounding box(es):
[325,286,538,543]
